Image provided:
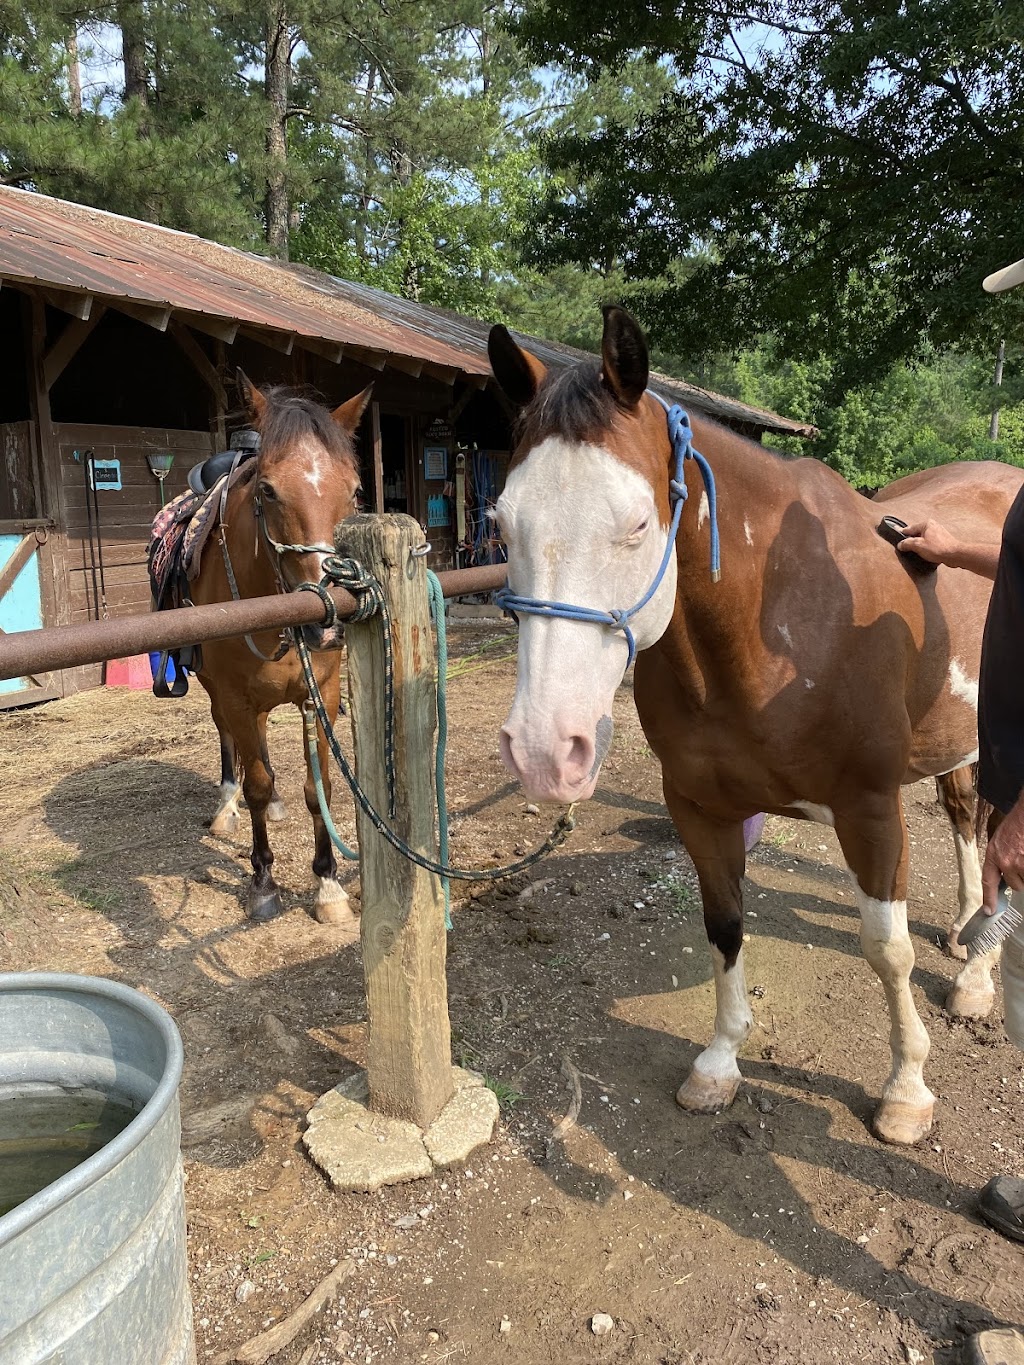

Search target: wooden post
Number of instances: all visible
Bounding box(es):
[337,512,454,1129]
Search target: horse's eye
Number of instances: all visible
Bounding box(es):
[632,517,650,538]
[258,481,277,503]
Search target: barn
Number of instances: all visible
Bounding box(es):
[0,186,815,706]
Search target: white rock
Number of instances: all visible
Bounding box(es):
[235,1280,256,1304]
[499,1316,512,1333]
[591,1313,615,1337]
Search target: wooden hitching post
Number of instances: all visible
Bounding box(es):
[337,512,454,1129]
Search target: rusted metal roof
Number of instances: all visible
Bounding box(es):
[0,186,816,438]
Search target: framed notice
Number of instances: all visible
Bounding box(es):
[424,446,448,481]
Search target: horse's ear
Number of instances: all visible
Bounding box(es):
[600,305,649,409]
[236,369,266,423]
[488,325,547,407]
[332,383,374,434]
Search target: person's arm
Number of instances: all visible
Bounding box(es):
[897,519,1002,579]
[982,791,1024,911]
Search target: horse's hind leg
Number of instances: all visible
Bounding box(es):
[664,786,752,1114]
[938,767,997,1019]
[300,672,353,926]
[835,795,934,1145]
[210,718,242,836]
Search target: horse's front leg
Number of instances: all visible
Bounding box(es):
[663,784,752,1113]
[835,795,934,1145]
[224,707,285,922]
[937,767,998,1017]
[300,670,354,926]
[210,716,242,837]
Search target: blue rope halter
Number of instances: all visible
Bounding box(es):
[494,391,721,667]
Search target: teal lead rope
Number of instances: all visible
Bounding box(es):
[426,570,452,928]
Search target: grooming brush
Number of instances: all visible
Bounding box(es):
[956,883,1024,957]
[875,515,938,576]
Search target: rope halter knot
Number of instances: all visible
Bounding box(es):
[494,391,721,665]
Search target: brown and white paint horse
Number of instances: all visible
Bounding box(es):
[191,377,370,924]
[488,306,1021,1146]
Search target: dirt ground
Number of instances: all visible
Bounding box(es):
[2,622,1023,1365]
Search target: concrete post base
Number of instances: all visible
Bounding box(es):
[303,1066,500,1193]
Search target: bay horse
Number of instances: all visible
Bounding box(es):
[487,306,1021,1146]
[189,375,371,924]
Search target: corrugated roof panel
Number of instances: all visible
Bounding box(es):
[0,186,815,437]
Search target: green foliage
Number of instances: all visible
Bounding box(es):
[517,0,1024,385]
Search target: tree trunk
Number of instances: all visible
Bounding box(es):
[355,63,376,261]
[66,28,82,116]
[990,337,1005,441]
[117,0,149,129]
[265,2,290,259]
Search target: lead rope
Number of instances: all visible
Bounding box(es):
[297,564,576,929]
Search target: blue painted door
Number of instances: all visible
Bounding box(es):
[0,535,44,698]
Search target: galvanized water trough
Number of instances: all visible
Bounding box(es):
[0,974,194,1365]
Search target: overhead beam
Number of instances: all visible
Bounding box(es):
[346,346,387,373]
[40,288,93,321]
[43,303,107,390]
[176,311,239,344]
[239,324,295,355]
[168,321,229,410]
[421,362,457,386]
[298,336,345,364]
[115,299,172,331]
[383,353,424,379]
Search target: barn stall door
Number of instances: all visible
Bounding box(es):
[0,532,53,705]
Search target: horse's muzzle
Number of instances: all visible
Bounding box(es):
[300,622,345,652]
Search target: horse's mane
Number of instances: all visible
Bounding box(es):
[257,387,359,472]
[518,363,617,447]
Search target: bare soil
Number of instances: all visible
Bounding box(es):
[1,623,1023,1365]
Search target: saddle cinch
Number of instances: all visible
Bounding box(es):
[147,431,260,697]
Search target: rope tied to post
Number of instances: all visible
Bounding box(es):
[296,554,577,931]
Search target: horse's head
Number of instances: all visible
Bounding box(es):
[239,372,372,647]
[488,307,677,803]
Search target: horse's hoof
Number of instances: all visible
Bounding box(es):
[314,879,354,925]
[267,799,287,823]
[872,1098,933,1145]
[945,980,995,1019]
[945,931,969,962]
[676,1069,740,1114]
[210,808,239,837]
[246,887,285,923]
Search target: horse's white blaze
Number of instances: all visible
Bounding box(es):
[691,945,752,1086]
[498,435,677,802]
[789,801,834,826]
[948,658,979,710]
[851,886,933,1112]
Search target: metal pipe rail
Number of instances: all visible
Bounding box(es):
[0,564,509,682]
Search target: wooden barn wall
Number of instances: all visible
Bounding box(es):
[53,423,214,692]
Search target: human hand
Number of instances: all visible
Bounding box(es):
[982,792,1024,912]
[897,519,963,567]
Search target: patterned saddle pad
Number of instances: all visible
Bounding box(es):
[148,464,252,608]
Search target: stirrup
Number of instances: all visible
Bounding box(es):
[152,651,189,698]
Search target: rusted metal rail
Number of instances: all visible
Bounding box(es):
[0,563,508,682]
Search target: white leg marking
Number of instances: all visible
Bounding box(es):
[853,887,933,1112]
[692,945,753,1087]
[211,781,243,834]
[314,875,353,925]
[789,801,834,826]
[946,833,998,1012]
[948,659,979,709]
